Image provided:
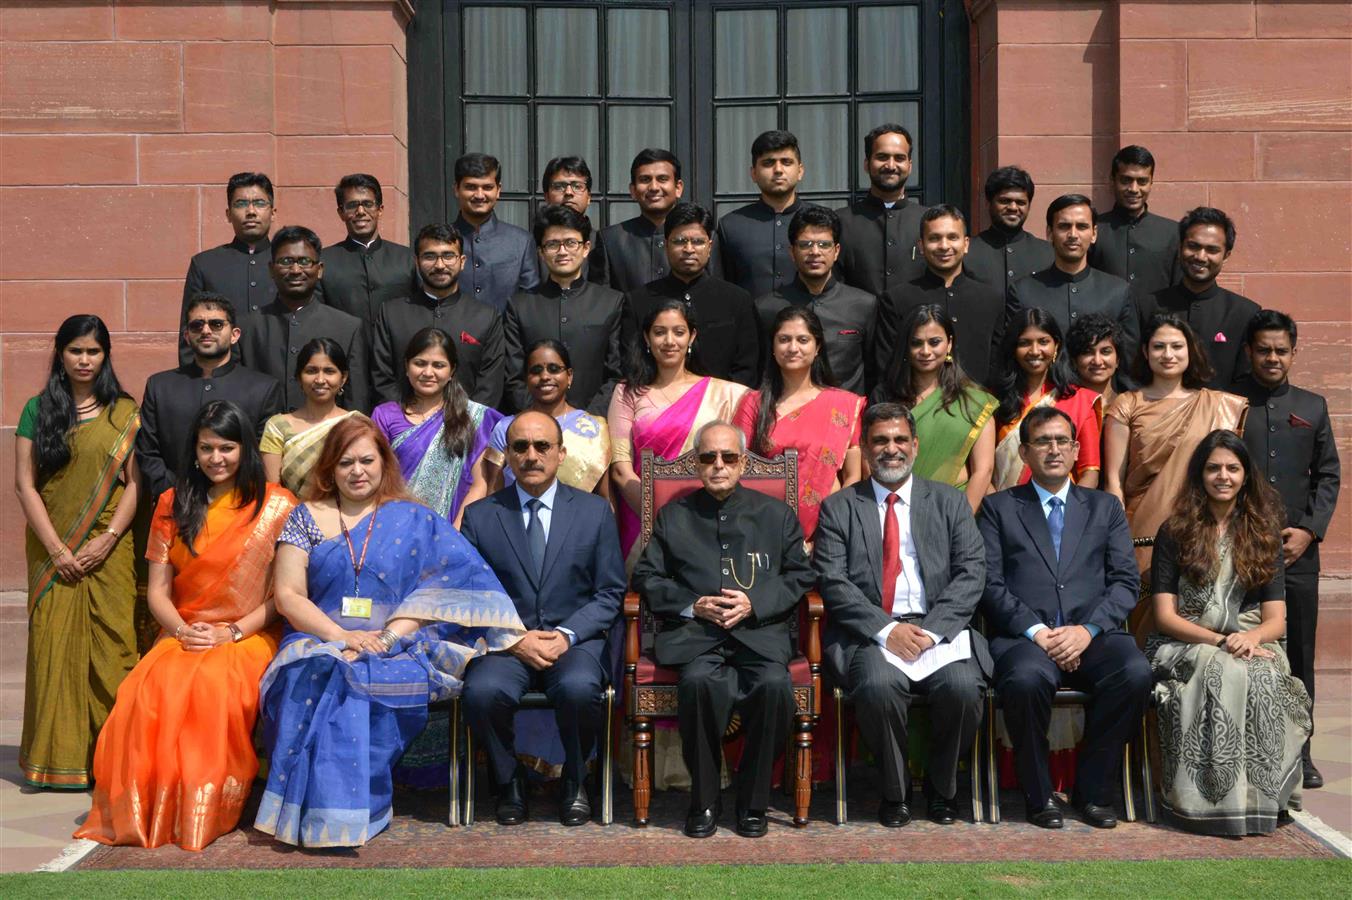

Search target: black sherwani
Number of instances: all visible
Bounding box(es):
[624,272,759,387]
[588,216,670,294]
[1009,265,1139,363]
[965,226,1055,301]
[371,289,505,407]
[1089,205,1180,303]
[716,198,805,300]
[632,485,814,811]
[178,237,273,365]
[1137,282,1259,388]
[754,276,877,395]
[833,194,929,297]
[238,298,370,412]
[503,278,627,415]
[317,236,415,331]
[877,269,1006,388]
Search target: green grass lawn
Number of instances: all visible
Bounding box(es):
[2,860,1350,898]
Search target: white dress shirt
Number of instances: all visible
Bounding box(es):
[870,478,941,648]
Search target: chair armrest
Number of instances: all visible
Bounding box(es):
[624,590,642,668]
[800,590,823,665]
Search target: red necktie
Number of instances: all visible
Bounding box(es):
[882,493,900,615]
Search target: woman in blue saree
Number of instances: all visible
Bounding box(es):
[255,415,524,848]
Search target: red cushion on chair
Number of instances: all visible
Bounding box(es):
[650,478,702,513]
[634,654,680,686]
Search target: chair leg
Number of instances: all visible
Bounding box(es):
[601,687,615,826]
[834,688,847,826]
[969,704,984,825]
[1139,713,1157,824]
[632,715,652,826]
[1121,740,1138,823]
[985,694,1001,824]
[463,726,476,827]
[793,714,812,827]
[447,699,461,827]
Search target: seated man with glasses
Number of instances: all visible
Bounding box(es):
[461,410,626,826]
[623,202,759,387]
[178,171,278,364]
[753,206,878,395]
[239,225,370,412]
[317,173,415,332]
[632,421,815,839]
[504,205,627,415]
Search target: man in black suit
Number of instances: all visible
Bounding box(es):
[815,403,989,826]
[317,173,415,332]
[1089,144,1179,303]
[979,406,1151,830]
[965,166,1054,300]
[632,421,815,839]
[1238,309,1342,789]
[834,123,929,296]
[461,411,626,826]
[588,148,686,293]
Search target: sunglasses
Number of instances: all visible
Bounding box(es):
[697,451,742,465]
[188,318,229,332]
[528,363,568,376]
[509,439,557,455]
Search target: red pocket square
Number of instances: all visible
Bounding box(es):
[1213,332,1228,343]
[460,331,481,346]
[1290,413,1313,428]
[838,329,860,336]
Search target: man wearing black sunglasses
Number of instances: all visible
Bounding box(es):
[633,421,814,839]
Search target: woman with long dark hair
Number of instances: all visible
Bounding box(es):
[1148,430,1311,835]
[874,304,996,512]
[991,307,1102,490]
[77,401,297,850]
[261,337,361,496]
[14,315,141,790]
[370,327,503,529]
[731,306,863,540]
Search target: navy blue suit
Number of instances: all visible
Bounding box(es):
[461,482,625,787]
[978,483,1151,810]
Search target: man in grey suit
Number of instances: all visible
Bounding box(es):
[814,402,989,827]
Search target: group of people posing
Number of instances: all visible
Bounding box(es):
[15,126,1339,850]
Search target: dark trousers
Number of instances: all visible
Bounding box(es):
[461,637,608,787]
[677,642,792,812]
[1285,556,1320,750]
[840,643,985,804]
[994,631,1151,809]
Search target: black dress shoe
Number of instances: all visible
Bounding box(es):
[928,795,959,825]
[1077,802,1118,829]
[878,800,911,828]
[735,809,768,838]
[559,780,591,827]
[684,801,721,838]
[1303,760,1324,790]
[495,774,528,826]
[1027,799,1063,829]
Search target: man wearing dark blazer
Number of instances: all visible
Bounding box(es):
[460,411,626,827]
[814,402,989,827]
[979,406,1151,830]
[632,421,815,839]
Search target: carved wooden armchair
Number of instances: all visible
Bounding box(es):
[623,446,823,827]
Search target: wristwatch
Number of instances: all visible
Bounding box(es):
[228,623,245,643]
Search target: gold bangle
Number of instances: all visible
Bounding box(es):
[49,546,71,562]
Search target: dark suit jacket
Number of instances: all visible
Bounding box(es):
[813,478,991,680]
[1008,265,1139,363]
[978,483,1139,661]
[238,298,370,412]
[461,483,625,644]
[632,485,814,667]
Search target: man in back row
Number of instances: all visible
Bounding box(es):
[1090,145,1179,303]
[718,130,807,300]
[835,123,929,298]
[453,152,539,312]
[589,149,688,293]
[318,173,415,334]
[964,166,1054,301]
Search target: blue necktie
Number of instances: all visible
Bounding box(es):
[1048,496,1064,560]
[525,497,546,579]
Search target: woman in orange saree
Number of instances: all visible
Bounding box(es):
[76,401,296,851]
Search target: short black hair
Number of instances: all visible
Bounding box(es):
[920,203,967,236]
[1243,309,1299,347]
[1179,206,1237,253]
[750,129,800,164]
[1019,406,1076,445]
[271,225,322,260]
[455,152,501,185]
[185,292,237,326]
[863,123,913,158]
[1066,312,1125,360]
[414,223,463,255]
[1111,144,1156,178]
[629,148,682,184]
[532,204,592,246]
[788,205,839,244]
[862,402,916,441]
[663,202,715,239]
[984,166,1035,202]
[541,156,592,193]
[335,173,382,207]
[1045,193,1097,229]
[227,172,273,204]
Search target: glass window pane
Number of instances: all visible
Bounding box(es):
[463,7,527,96]
[787,103,849,193]
[715,10,776,99]
[607,200,639,227]
[538,105,601,186]
[464,103,529,194]
[857,101,921,191]
[858,6,920,93]
[787,8,846,96]
[536,8,598,97]
[608,9,669,99]
[608,106,671,194]
[715,105,778,194]
[495,200,531,231]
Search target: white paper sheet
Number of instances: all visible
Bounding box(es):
[881,630,972,682]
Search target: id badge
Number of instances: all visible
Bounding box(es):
[341,596,373,619]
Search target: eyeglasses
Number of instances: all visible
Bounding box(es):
[230,198,272,210]
[187,318,229,332]
[542,238,584,253]
[669,236,709,249]
[794,239,836,251]
[1027,436,1077,450]
[697,450,742,465]
[275,256,318,270]
[420,251,461,264]
[548,180,588,193]
[509,439,557,455]
[342,199,379,212]
[528,363,568,376]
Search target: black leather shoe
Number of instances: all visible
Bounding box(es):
[684,801,720,838]
[1303,760,1324,790]
[495,774,528,826]
[1027,799,1063,829]
[1078,802,1118,829]
[559,780,590,826]
[735,809,768,838]
[878,800,911,828]
[928,795,958,825]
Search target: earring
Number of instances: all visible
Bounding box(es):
[945,353,953,363]
[644,344,652,355]
[338,385,345,396]
[686,346,692,355]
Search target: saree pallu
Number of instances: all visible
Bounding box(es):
[254,500,524,848]
[372,401,504,522]
[993,386,1102,490]
[76,483,296,851]
[261,411,360,497]
[490,409,612,493]
[912,386,997,488]
[21,397,140,789]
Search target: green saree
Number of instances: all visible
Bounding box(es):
[912,385,997,488]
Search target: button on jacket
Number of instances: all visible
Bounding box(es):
[754,276,877,396]
[372,290,504,406]
[1137,282,1259,389]
[1009,265,1138,362]
[178,237,274,365]
[504,278,626,415]
[1089,205,1180,303]
[239,299,370,412]
[716,198,805,300]
[317,236,415,331]
[965,226,1055,301]
[833,194,929,297]
[454,212,539,313]
[625,272,759,387]
[877,269,1006,387]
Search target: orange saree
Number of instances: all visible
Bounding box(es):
[76,483,295,851]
